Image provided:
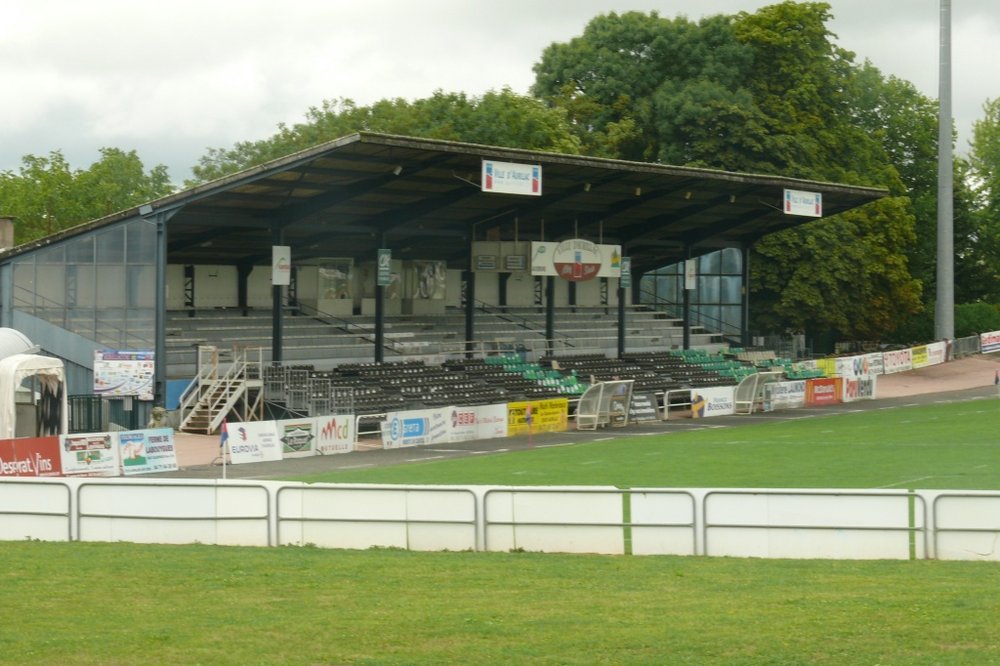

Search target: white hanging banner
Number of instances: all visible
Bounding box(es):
[482,159,542,196]
[685,259,697,290]
[272,245,291,286]
[784,189,823,217]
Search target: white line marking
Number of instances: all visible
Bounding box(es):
[877,476,933,489]
[406,455,444,462]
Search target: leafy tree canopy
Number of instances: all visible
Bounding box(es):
[532,1,924,339]
[189,88,580,184]
[0,148,172,245]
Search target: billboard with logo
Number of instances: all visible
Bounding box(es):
[314,414,354,455]
[277,419,317,459]
[507,399,568,436]
[0,436,61,477]
[806,378,842,406]
[763,381,806,412]
[842,376,877,402]
[60,432,119,477]
[382,408,451,449]
[227,421,283,464]
[119,428,178,475]
[690,387,735,419]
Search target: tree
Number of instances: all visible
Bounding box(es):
[966,97,1000,301]
[189,89,580,184]
[0,149,173,245]
[532,2,922,340]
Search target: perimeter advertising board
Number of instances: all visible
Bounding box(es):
[835,352,884,378]
[449,404,508,442]
[690,387,735,419]
[763,381,806,411]
[507,399,568,436]
[842,376,877,402]
[382,408,451,449]
[119,428,178,475]
[806,378,842,406]
[276,418,318,459]
[628,392,661,422]
[227,420,284,464]
[982,331,1000,354]
[314,414,354,455]
[60,432,119,477]
[882,348,913,374]
[0,436,61,477]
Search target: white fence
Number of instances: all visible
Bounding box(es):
[3,478,1000,561]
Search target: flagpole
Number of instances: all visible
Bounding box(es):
[220,418,228,480]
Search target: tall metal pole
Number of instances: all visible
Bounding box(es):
[935,0,955,340]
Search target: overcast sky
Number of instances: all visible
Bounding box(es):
[1,0,997,183]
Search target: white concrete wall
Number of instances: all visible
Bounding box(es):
[2,478,994,560]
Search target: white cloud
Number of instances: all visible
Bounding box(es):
[1,0,996,180]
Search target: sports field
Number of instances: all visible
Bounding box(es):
[286,398,1000,489]
[3,397,1000,664]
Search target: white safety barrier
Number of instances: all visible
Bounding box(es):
[4,478,1000,560]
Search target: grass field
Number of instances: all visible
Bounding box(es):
[287,399,1000,489]
[3,397,1000,664]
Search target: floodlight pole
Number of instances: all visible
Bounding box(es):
[935,0,955,340]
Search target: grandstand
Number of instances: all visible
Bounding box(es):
[0,133,887,435]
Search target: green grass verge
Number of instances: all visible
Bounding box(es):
[287,399,1000,489]
[2,541,1000,665]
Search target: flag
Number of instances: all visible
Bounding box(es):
[220,419,229,451]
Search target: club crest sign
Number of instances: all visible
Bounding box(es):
[531,239,620,282]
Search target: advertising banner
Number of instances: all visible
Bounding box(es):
[382,408,451,449]
[449,405,479,442]
[507,399,568,436]
[0,436,61,477]
[882,348,914,374]
[784,189,823,217]
[481,159,541,196]
[276,418,318,459]
[119,428,179,475]
[981,331,1000,354]
[806,378,842,406]
[690,387,735,419]
[530,241,622,280]
[831,353,885,378]
[93,350,155,400]
[926,341,948,365]
[475,404,508,440]
[763,381,806,412]
[228,420,283,464]
[911,345,930,369]
[60,432,120,477]
[628,392,661,422]
[272,245,291,286]
[842,376,877,403]
[314,414,354,455]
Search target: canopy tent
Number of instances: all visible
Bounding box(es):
[0,353,68,439]
[0,327,34,360]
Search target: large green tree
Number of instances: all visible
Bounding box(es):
[532,2,923,340]
[190,89,580,184]
[967,97,1000,301]
[0,148,172,245]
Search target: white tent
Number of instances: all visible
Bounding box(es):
[0,353,68,439]
[0,327,34,360]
